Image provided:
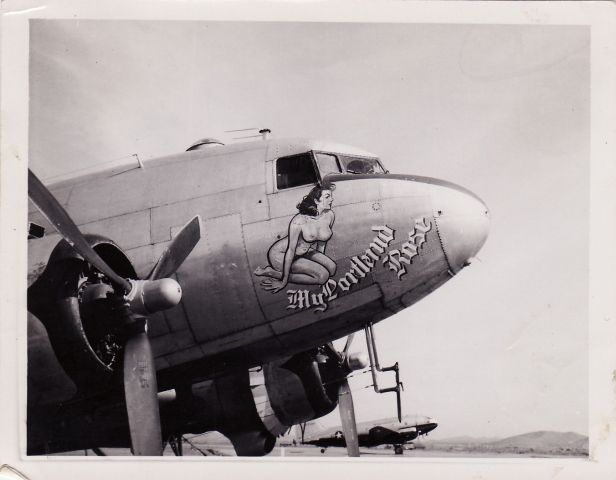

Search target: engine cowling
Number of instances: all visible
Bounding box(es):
[254,345,352,437]
[28,235,137,392]
[159,371,277,456]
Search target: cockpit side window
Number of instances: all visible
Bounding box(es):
[314,152,342,178]
[276,153,318,190]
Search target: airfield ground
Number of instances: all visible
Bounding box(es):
[60,441,587,459]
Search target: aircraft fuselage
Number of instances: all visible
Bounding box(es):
[28,138,489,406]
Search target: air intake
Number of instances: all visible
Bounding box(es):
[186,138,225,151]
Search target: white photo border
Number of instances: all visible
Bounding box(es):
[1,1,615,479]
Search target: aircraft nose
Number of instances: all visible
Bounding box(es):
[432,185,489,274]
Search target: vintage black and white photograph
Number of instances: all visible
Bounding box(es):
[2,2,616,479]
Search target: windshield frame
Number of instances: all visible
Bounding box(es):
[312,151,344,179]
[314,151,386,176]
[339,154,386,175]
[273,150,388,193]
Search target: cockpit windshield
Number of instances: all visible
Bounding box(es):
[275,151,386,191]
[338,155,385,175]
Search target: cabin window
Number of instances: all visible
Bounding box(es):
[276,153,318,190]
[314,153,341,178]
[339,155,385,175]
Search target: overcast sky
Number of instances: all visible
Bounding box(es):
[29,20,589,439]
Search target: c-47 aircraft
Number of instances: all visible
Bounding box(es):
[298,414,438,455]
[27,134,489,457]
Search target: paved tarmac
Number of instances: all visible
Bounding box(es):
[56,440,588,459]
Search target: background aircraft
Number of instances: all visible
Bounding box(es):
[298,414,438,455]
[27,135,489,457]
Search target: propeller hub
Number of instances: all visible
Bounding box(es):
[125,278,182,316]
[345,352,369,371]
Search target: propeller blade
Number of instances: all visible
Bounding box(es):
[342,333,355,358]
[28,169,131,292]
[338,379,360,457]
[123,331,162,455]
[148,216,202,280]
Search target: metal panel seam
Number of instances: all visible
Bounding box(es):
[432,215,453,274]
[172,270,205,356]
[239,212,270,328]
[64,183,266,229]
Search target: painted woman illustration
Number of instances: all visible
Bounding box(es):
[255,185,337,294]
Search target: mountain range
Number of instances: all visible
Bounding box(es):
[419,431,588,456]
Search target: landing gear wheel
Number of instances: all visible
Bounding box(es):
[394,445,404,455]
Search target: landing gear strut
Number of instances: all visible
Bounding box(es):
[169,435,184,456]
[365,323,404,421]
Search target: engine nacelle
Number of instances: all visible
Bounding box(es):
[253,346,349,437]
[160,345,351,455]
[160,371,277,456]
[27,235,137,392]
